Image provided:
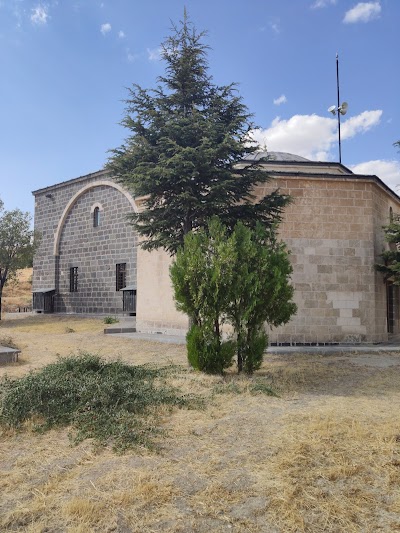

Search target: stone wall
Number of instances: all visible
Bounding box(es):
[33,174,105,294]
[136,246,189,335]
[133,172,400,342]
[372,184,400,336]
[254,175,392,344]
[33,171,137,315]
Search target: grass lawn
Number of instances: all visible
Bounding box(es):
[1,314,400,532]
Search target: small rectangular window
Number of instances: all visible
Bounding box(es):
[116,263,126,291]
[70,267,78,292]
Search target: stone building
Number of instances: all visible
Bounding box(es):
[32,152,400,344]
[32,173,138,315]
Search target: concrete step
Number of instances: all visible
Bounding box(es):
[104,327,136,334]
[104,317,136,335]
[0,346,20,364]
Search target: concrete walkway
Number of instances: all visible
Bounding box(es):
[112,331,400,354]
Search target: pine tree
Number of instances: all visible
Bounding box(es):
[107,12,289,254]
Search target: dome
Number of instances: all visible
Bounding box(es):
[243,151,310,163]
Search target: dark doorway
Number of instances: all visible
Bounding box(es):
[122,287,137,316]
[387,284,399,333]
[33,289,55,313]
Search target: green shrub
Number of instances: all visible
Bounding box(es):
[0,353,195,451]
[186,325,235,374]
[242,329,269,374]
[171,219,297,374]
[103,316,119,324]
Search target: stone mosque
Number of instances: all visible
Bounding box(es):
[32,152,400,344]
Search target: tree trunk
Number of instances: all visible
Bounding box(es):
[214,316,220,344]
[183,211,192,237]
[237,326,243,373]
[0,277,5,321]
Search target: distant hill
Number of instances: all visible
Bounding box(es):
[2,268,33,312]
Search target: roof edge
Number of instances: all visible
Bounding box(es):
[32,169,109,195]
[264,170,400,203]
[31,165,400,204]
[255,160,354,174]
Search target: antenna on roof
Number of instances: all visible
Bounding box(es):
[327,53,348,164]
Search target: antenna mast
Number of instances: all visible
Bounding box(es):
[328,54,348,164]
[336,53,342,163]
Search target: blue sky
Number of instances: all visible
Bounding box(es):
[1,0,399,215]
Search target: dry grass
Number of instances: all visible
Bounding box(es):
[2,268,33,312]
[1,314,400,532]
[260,402,400,532]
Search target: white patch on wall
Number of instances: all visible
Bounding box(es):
[327,291,367,334]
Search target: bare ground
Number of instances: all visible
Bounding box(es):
[0,314,400,532]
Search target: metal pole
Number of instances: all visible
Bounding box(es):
[336,53,342,164]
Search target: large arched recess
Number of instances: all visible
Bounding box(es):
[53,180,138,256]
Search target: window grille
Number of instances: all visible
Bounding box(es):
[116,263,126,291]
[70,267,78,292]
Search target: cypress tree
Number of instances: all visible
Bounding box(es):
[170,218,297,374]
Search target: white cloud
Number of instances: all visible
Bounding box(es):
[270,21,280,34]
[343,2,381,24]
[147,47,162,61]
[341,110,382,139]
[126,49,138,62]
[350,160,400,192]
[251,110,382,161]
[100,22,111,35]
[10,0,23,28]
[31,4,49,25]
[252,115,335,161]
[311,0,337,8]
[118,30,125,39]
[273,94,287,106]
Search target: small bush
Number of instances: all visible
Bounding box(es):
[186,325,235,374]
[103,316,119,324]
[0,353,195,451]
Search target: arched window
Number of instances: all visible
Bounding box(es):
[93,206,100,227]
